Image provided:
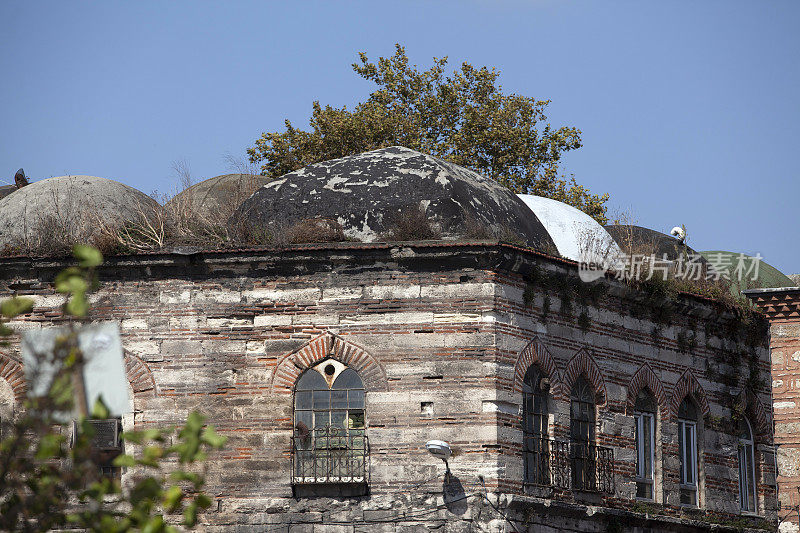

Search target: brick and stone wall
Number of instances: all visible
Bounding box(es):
[0,243,778,531]
[747,287,800,532]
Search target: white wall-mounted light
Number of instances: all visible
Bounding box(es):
[425,440,451,462]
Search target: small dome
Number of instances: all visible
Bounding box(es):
[0,185,16,201]
[165,174,268,223]
[0,175,158,251]
[230,146,556,250]
[517,194,622,263]
[699,251,795,293]
[604,224,704,262]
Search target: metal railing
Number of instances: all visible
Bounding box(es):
[291,426,369,484]
[523,437,615,494]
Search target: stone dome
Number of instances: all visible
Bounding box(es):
[699,250,795,294]
[230,146,556,250]
[517,194,622,263]
[0,175,158,250]
[0,185,16,201]
[165,174,268,223]
[604,224,705,262]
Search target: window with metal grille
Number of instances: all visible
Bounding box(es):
[633,390,656,500]
[73,418,123,482]
[522,365,549,486]
[570,376,596,491]
[738,417,757,513]
[678,397,698,506]
[292,361,368,485]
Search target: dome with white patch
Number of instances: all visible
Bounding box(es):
[230,146,556,250]
[517,194,622,264]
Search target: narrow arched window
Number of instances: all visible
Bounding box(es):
[738,417,757,513]
[633,389,657,500]
[678,397,698,506]
[292,360,367,485]
[522,365,549,486]
[570,376,596,491]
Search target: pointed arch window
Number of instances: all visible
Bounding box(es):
[570,376,596,491]
[522,365,549,486]
[678,397,699,506]
[634,390,656,499]
[292,360,368,485]
[738,417,757,513]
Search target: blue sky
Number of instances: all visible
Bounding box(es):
[1,1,798,273]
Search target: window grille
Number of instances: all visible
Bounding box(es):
[292,363,368,485]
[522,365,549,486]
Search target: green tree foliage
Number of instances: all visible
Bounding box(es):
[248,44,609,223]
[0,246,226,532]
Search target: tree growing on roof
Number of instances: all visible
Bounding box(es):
[247,44,609,224]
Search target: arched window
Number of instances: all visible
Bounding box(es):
[738,417,757,512]
[634,389,657,500]
[292,360,367,485]
[570,376,596,491]
[522,365,549,486]
[678,396,699,506]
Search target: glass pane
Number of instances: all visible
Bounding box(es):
[295,410,312,431]
[313,390,330,409]
[296,370,327,391]
[331,390,348,409]
[313,410,329,429]
[636,481,653,499]
[643,415,652,479]
[333,368,364,390]
[331,411,347,429]
[634,415,641,477]
[684,424,694,485]
[295,390,312,409]
[739,418,753,441]
[678,422,685,484]
[348,389,365,409]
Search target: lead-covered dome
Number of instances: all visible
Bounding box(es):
[517,194,622,263]
[165,174,268,224]
[604,224,705,262]
[230,146,555,250]
[699,250,794,293]
[0,175,158,251]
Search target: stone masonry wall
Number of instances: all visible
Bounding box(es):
[747,288,800,532]
[0,243,778,532]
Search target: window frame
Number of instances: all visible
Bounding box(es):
[633,410,655,500]
[677,417,698,506]
[292,363,368,486]
[570,376,596,492]
[738,417,758,513]
[522,365,549,487]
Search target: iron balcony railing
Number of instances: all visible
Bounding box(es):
[291,426,369,484]
[523,437,615,494]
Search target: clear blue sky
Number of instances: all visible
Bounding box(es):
[1,1,798,273]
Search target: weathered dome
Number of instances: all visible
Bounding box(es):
[699,250,795,293]
[230,146,555,249]
[517,194,622,263]
[0,175,158,250]
[604,224,704,262]
[0,185,16,201]
[165,174,268,223]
